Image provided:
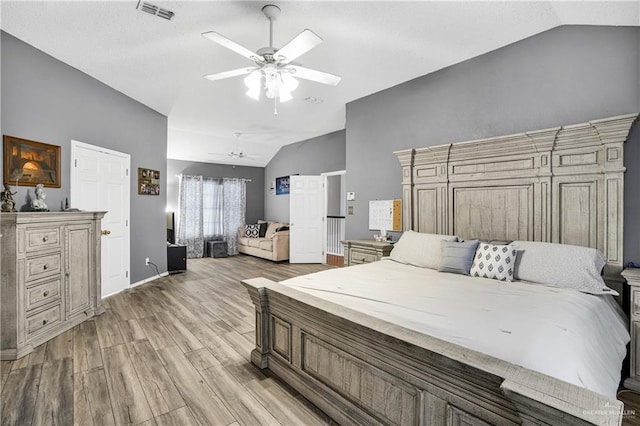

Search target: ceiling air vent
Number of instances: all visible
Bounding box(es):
[136,1,175,21]
[304,96,324,104]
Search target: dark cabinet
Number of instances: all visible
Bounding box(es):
[167,244,187,274]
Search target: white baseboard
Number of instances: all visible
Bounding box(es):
[101,272,169,299]
[131,272,169,288]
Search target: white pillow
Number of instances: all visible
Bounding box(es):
[511,241,617,295]
[389,231,458,269]
[470,243,517,282]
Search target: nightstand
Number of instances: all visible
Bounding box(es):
[342,240,394,266]
[167,243,187,274]
[624,268,640,391]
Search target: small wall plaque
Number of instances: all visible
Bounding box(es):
[138,167,160,195]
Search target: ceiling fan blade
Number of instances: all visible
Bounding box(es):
[288,65,341,86]
[204,67,257,81]
[276,29,322,64]
[202,31,263,62]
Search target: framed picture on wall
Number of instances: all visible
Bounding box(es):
[3,135,61,187]
[275,175,290,195]
[138,167,160,195]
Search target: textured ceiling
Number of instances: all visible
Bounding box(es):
[2,1,638,166]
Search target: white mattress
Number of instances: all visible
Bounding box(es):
[281,259,630,398]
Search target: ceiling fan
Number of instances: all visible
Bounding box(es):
[209,150,257,160]
[202,4,341,114]
[208,133,261,161]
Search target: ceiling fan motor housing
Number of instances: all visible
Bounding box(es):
[256,47,277,63]
[261,4,281,21]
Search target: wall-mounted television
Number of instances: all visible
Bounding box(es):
[167,211,175,244]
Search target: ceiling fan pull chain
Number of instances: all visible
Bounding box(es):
[274,97,278,116]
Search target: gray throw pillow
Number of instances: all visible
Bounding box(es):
[389,231,458,269]
[438,240,480,275]
[511,240,616,295]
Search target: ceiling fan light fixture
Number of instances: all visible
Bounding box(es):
[262,66,298,101]
[244,71,262,100]
[281,73,299,92]
[202,3,340,114]
[279,89,293,102]
[246,86,261,101]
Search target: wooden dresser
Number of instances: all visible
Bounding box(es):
[342,240,394,266]
[624,267,640,391]
[1,212,105,360]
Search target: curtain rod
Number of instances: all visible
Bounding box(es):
[176,174,252,183]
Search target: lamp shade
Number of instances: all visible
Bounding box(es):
[279,90,293,102]
[282,73,299,92]
[244,71,262,100]
[244,67,299,102]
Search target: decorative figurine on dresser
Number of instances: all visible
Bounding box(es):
[0,211,106,360]
[1,183,17,212]
[30,183,49,211]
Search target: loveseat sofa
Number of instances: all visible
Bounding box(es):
[237,221,289,261]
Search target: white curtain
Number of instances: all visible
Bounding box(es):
[177,175,204,258]
[223,178,246,255]
[203,178,224,238]
[177,175,245,258]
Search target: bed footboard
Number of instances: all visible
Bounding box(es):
[243,277,623,426]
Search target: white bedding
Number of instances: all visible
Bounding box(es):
[281,259,630,398]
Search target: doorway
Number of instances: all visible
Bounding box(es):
[289,175,324,263]
[70,140,131,297]
[323,170,346,266]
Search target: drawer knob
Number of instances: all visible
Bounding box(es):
[42,236,49,242]
[43,264,48,270]
[101,230,111,236]
[43,291,49,297]
[42,319,47,326]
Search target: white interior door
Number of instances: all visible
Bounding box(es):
[70,140,130,297]
[289,175,324,263]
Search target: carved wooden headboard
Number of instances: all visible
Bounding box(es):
[394,113,638,288]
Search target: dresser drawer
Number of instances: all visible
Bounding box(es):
[633,321,640,377]
[26,279,61,312]
[26,227,61,252]
[26,303,62,337]
[349,249,378,264]
[633,288,640,318]
[25,253,62,282]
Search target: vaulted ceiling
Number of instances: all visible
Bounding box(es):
[2,1,638,166]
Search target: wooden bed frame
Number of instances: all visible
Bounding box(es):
[242,113,638,425]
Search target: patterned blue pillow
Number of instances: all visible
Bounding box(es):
[245,224,260,238]
[470,243,517,281]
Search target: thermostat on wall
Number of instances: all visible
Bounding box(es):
[346,191,355,201]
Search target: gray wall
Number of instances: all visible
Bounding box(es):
[166,159,265,224]
[264,130,346,222]
[345,25,640,264]
[1,32,168,283]
[326,174,342,216]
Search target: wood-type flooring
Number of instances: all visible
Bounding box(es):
[0,255,333,425]
[3,254,640,425]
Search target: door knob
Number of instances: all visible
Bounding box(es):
[101,230,111,236]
